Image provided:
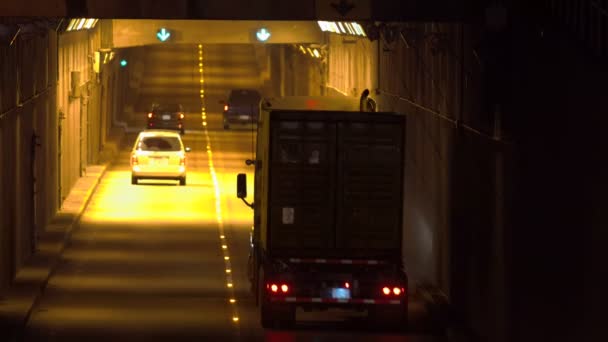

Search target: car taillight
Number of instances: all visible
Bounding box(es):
[179,113,185,119]
[180,155,186,166]
[267,282,289,294]
[381,286,405,296]
[148,112,153,118]
[224,105,229,111]
[131,154,138,165]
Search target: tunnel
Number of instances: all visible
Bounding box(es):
[0,1,605,341]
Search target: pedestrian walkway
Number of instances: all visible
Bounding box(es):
[0,164,108,341]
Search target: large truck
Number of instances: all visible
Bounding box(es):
[236,95,407,329]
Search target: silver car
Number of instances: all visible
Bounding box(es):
[130,130,191,185]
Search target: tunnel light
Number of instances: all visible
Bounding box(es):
[76,19,86,31]
[64,18,99,32]
[317,21,366,37]
[66,20,77,31]
[312,49,320,58]
[120,59,128,67]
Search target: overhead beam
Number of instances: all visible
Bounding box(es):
[111,20,325,48]
[0,0,471,21]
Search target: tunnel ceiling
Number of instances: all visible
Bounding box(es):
[111,20,325,48]
[0,0,469,21]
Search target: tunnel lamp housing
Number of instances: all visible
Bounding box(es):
[317,21,366,37]
[66,18,99,32]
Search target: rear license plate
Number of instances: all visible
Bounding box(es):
[162,114,171,120]
[239,115,250,120]
[331,288,351,300]
[153,157,168,165]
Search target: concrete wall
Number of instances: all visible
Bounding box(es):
[326,22,512,341]
[0,30,58,290]
[0,19,127,292]
[267,45,325,98]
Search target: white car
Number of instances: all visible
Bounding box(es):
[130,130,191,185]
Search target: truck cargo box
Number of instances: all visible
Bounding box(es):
[266,110,405,259]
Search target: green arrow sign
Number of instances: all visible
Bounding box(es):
[157,28,171,42]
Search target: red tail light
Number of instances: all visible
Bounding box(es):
[147,112,153,118]
[131,154,138,165]
[381,286,406,296]
[223,105,229,111]
[267,283,289,294]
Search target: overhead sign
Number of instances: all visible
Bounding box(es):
[315,0,370,20]
[156,28,171,42]
[256,28,271,42]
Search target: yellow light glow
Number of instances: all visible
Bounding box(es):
[222,245,227,249]
[67,19,77,31]
[224,256,229,260]
[220,235,225,239]
[313,49,320,58]
[232,317,239,322]
[198,44,202,48]
[229,298,236,303]
[199,57,202,60]
[203,122,207,126]
[226,269,231,273]
[76,19,86,30]
[227,283,233,288]
[199,63,202,67]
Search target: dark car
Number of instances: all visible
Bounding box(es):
[221,89,261,130]
[147,103,185,134]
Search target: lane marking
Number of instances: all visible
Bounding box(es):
[197,44,240,328]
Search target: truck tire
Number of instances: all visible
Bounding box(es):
[258,269,295,329]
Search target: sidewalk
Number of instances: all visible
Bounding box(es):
[0,132,124,341]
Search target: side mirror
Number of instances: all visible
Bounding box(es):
[237,173,247,199]
[185,147,191,152]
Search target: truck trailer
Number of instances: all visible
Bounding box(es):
[236,96,408,329]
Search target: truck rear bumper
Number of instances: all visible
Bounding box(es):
[270,297,404,305]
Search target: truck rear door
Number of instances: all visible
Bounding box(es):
[267,111,404,257]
